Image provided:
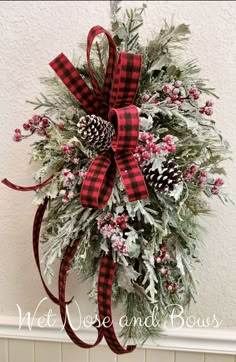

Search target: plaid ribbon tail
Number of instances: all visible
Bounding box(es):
[80,151,117,209]
[115,152,148,202]
[49,53,105,117]
[1,176,53,191]
[98,253,136,354]
[59,240,103,348]
[33,199,72,306]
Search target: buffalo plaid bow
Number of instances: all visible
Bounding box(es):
[50,25,148,209]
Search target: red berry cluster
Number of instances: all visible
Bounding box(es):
[184,165,224,195]
[98,213,129,234]
[13,115,51,142]
[183,165,197,181]
[134,133,176,164]
[211,178,224,195]
[155,245,179,293]
[163,80,184,108]
[188,85,200,100]
[199,100,214,116]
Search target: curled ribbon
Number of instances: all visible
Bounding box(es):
[50,25,148,209]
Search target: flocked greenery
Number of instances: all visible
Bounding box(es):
[21,1,233,345]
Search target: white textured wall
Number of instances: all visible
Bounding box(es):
[0,0,236,330]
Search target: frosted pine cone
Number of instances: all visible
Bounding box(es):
[77,114,115,152]
[143,159,182,193]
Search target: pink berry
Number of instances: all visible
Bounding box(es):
[13,133,22,142]
[193,92,200,100]
[116,217,122,225]
[205,107,213,116]
[147,133,154,141]
[171,94,178,100]
[206,100,214,107]
[184,172,193,181]
[190,165,197,174]
[37,128,45,136]
[23,123,30,130]
[166,97,173,104]
[189,86,196,95]
[199,108,205,114]
[155,256,162,263]
[211,186,219,195]
[142,94,149,102]
[121,245,128,254]
[41,118,50,127]
[161,144,169,151]
[142,151,151,160]
[15,128,21,133]
[146,142,155,151]
[119,222,127,231]
[172,283,179,291]
[163,135,172,144]
[63,145,72,155]
[174,80,182,88]
[136,146,145,153]
[152,144,161,154]
[32,115,41,125]
[161,245,167,252]
[71,157,79,164]
[163,85,170,93]
[152,99,158,104]
[141,133,149,142]
[62,196,70,202]
[167,143,176,153]
[172,87,180,95]
[214,178,224,186]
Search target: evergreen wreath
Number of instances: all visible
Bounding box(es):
[2,1,233,354]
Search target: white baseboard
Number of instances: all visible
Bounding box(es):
[0,316,235,354]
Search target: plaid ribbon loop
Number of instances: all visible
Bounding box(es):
[50,25,148,209]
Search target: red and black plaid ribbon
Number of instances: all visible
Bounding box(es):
[50,25,148,209]
[98,253,136,354]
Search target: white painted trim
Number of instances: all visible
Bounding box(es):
[0,316,235,354]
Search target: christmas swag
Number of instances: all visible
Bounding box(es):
[2,2,232,355]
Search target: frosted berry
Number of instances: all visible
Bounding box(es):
[172,87,180,95]
[193,92,200,100]
[41,118,50,127]
[13,133,22,142]
[163,85,170,93]
[174,80,182,88]
[119,223,127,231]
[142,151,151,160]
[205,107,213,116]
[23,123,30,130]
[32,115,41,125]
[206,100,214,107]
[163,135,173,144]
[15,128,21,134]
[211,186,219,195]
[214,178,224,186]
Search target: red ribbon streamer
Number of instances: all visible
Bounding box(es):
[50,25,148,209]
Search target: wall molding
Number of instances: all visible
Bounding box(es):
[0,316,235,354]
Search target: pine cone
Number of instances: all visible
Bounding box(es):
[77,114,115,152]
[142,159,182,193]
